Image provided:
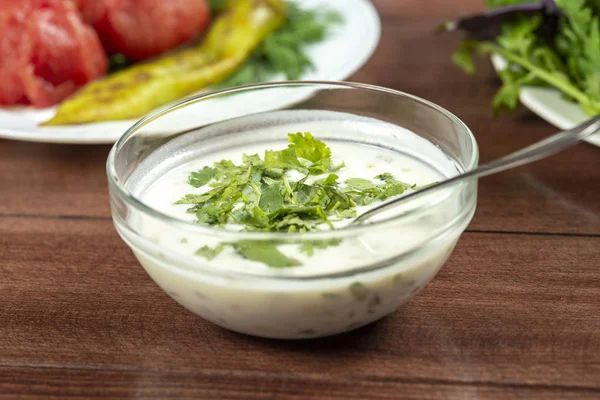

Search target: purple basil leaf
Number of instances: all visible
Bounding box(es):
[436,0,561,41]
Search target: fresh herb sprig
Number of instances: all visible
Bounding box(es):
[215,3,343,89]
[176,133,417,268]
[447,0,600,116]
[208,0,227,13]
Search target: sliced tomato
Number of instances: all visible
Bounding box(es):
[79,0,211,61]
[0,0,107,108]
[0,2,28,105]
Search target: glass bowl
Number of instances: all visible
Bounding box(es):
[107,81,478,339]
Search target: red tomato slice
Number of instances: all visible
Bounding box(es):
[0,0,107,108]
[79,0,211,61]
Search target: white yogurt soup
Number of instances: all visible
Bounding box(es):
[113,110,476,339]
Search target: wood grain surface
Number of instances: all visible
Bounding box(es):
[1,1,599,398]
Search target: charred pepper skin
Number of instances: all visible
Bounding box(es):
[43,0,285,126]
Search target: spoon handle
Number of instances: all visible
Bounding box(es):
[353,115,600,225]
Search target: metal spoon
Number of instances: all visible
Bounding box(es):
[353,115,600,225]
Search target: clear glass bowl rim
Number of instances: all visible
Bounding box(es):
[106,80,479,242]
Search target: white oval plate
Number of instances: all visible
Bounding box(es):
[0,0,381,144]
[491,54,600,148]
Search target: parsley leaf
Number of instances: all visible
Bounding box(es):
[233,205,270,229]
[259,182,285,213]
[345,174,414,205]
[349,282,370,301]
[175,193,212,205]
[336,209,357,219]
[208,0,227,13]
[288,132,332,174]
[196,244,225,261]
[215,3,343,89]
[453,40,478,75]
[189,166,217,188]
[233,241,300,268]
[299,239,343,256]
[316,173,339,186]
[264,147,305,171]
[345,178,377,191]
[264,132,335,174]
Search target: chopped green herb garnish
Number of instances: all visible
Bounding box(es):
[233,241,300,268]
[349,282,370,301]
[208,0,227,13]
[335,209,357,220]
[414,181,440,191]
[178,133,421,268]
[299,239,343,257]
[108,54,131,74]
[344,173,416,206]
[188,166,218,188]
[195,244,225,261]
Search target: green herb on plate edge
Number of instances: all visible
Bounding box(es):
[441,0,600,116]
[208,0,228,13]
[176,133,418,268]
[215,3,343,89]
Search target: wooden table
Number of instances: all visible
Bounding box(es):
[1,1,599,398]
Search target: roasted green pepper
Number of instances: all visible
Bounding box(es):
[43,0,285,126]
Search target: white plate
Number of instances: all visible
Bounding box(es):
[491,54,600,148]
[0,0,381,144]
